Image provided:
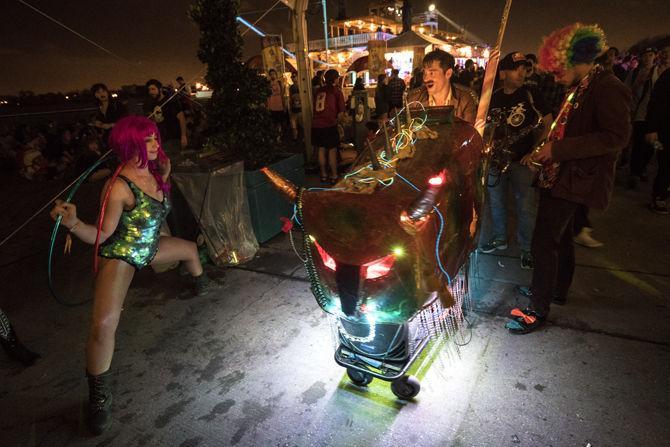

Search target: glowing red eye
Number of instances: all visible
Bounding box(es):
[362,254,395,279]
[313,239,337,271]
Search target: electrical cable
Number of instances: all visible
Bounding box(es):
[17,0,139,65]
[241,0,283,36]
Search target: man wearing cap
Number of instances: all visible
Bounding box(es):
[407,49,478,124]
[626,47,660,188]
[480,52,553,270]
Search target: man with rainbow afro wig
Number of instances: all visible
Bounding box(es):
[507,23,631,334]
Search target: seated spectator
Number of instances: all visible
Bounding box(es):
[74,134,113,182]
[19,133,49,180]
[45,127,77,165]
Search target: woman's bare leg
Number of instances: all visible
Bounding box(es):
[86,258,135,375]
[151,236,202,276]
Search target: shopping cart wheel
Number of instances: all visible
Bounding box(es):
[391,375,420,399]
[347,368,373,386]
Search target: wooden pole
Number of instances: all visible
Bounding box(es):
[474,0,513,137]
[291,0,313,161]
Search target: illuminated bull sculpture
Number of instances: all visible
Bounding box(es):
[262,106,487,398]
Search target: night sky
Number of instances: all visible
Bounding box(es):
[1,0,669,95]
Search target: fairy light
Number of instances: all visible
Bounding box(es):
[336,313,377,343]
[340,103,428,190]
[392,246,405,257]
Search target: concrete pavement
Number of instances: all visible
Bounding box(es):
[0,169,668,446]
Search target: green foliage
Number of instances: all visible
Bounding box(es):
[189,0,277,170]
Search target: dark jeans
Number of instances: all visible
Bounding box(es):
[487,162,537,251]
[573,204,591,236]
[652,141,670,200]
[530,191,579,315]
[630,121,654,178]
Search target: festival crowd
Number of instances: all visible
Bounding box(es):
[0,76,198,182]
[2,23,670,436]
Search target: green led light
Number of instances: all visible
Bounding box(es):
[392,246,405,257]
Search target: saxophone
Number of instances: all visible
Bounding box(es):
[489,113,543,186]
[531,67,600,188]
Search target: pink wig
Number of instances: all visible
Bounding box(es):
[108,115,170,193]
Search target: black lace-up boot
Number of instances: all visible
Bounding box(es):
[86,370,114,435]
[0,310,40,366]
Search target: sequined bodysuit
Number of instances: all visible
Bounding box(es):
[98,175,170,269]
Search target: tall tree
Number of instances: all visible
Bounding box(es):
[190,0,277,169]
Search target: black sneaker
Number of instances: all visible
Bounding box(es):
[650,199,669,215]
[480,239,508,253]
[520,251,533,270]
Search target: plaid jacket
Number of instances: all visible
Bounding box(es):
[387,76,406,106]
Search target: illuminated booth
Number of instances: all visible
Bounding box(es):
[283,2,490,87]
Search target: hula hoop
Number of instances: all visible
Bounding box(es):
[47,154,113,306]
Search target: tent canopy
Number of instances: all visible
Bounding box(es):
[385,30,449,50]
[346,55,394,73]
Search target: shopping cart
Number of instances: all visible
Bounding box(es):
[331,266,472,399]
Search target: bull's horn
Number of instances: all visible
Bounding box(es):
[261,167,298,202]
[399,170,449,233]
[408,170,449,220]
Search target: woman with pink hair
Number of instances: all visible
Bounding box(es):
[50,115,216,435]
